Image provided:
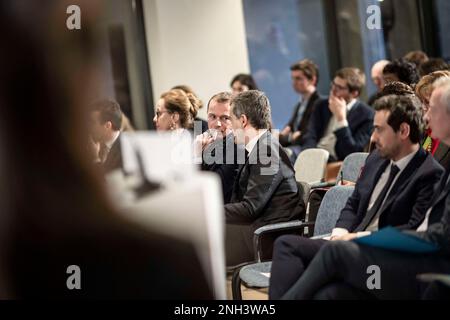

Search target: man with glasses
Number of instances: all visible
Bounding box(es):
[194,92,242,203]
[301,67,374,162]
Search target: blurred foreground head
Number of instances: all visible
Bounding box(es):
[0,0,211,299]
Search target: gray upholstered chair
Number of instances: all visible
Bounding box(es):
[231,185,355,300]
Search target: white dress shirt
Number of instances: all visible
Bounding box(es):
[246,129,268,155]
[317,99,357,159]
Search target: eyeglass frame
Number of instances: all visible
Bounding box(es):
[330,80,350,92]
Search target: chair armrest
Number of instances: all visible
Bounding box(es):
[310,181,336,189]
[417,273,450,287]
[310,233,332,240]
[253,220,314,262]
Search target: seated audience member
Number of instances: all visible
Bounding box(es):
[403,50,429,68]
[172,84,208,133]
[0,2,211,299]
[224,91,305,266]
[382,58,420,87]
[281,79,450,300]
[270,94,444,299]
[415,71,450,170]
[230,73,259,95]
[279,59,322,161]
[419,58,450,77]
[195,92,241,203]
[307,81,417,220]
[373,81,415,100]
[153,89,201,133]
[301,67,374,162]
[89,99,123,174]
[367,60,390,106]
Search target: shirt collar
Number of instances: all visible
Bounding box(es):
[245,129,267,154]
[391,147,418,172]
[106,131,120,149]
[347,99,357,112]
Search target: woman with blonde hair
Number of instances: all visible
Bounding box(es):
[415,70,450,169]
[153,88,201,132]
[172,84,208,133]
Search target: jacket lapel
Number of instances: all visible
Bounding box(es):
[378,149,426,216]
[431,172,450,207]
[362,157,390,211]
[434,143,450,164]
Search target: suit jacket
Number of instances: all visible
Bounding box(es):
[201,134,241,204]
[103,135,122,174]
[413,169,450,254]
[225,131,305,230]
[301,99,374,161]
[336,148,444,232]
[434,142,450,171]
[280,91,321,146]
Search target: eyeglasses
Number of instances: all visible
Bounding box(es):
[207,114,231,123]
[331,81,349,91]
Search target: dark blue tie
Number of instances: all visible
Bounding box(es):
[357,164,400,231]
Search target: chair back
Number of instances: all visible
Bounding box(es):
[294,149,329,184]
[337,152,369,183]
[313,185,355,236]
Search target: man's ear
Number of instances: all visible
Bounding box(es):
[241,114,248,128]
[105,121,112,130]
[350,90,360,99]
[399,122,411,140]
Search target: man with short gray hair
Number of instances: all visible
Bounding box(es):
[224,90,305,266]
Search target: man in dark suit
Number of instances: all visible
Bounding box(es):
[433,143,450,170]
[194,92,241,203]
[279,59,322,162]
[269,94,444,299]
[89,99,123,174]
[224,90,306,266]
[301,67,374,162]
[281,79,450,300]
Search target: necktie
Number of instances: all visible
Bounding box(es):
[358,164,400,231]
[294,100,307,130]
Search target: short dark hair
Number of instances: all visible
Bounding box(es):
[91,99,122,131]
[373,81,414,103]
[373,94,423,144]
[403,50,429,67]
[383,58,420,86]
[207,92,232,111]
[418,58,450,77]
[231,90,271,130]
[335,67,366,94]
[290,59,319,85]
[230,74,259,90]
